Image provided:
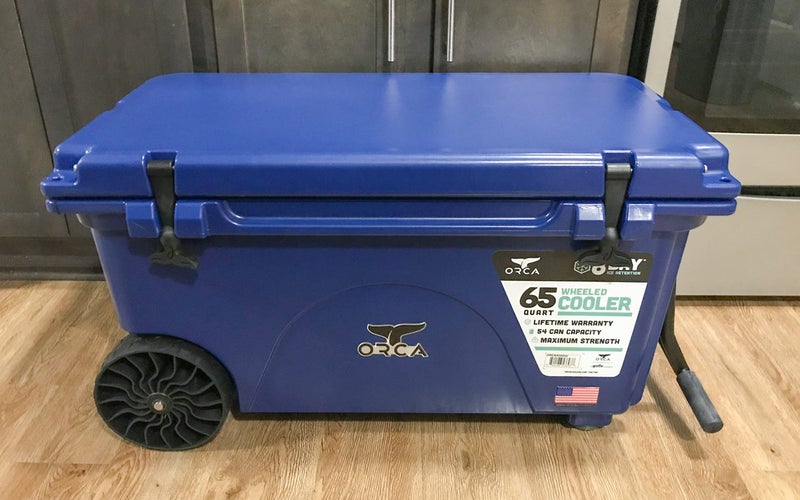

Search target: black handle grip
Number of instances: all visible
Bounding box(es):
[676,369,723,433]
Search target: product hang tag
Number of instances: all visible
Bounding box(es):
[493,250,651,377]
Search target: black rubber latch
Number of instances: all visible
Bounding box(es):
[146,159,199,270]
[577,163,633,268]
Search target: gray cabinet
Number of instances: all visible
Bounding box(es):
[213,0,636,74]
[15,0,195,150]
[592,0,641,73]
[432,0,637,73]
[212,0,433,72]
[0,0,67,237]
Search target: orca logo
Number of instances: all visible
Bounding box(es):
[511,257,540,268]
[358,322,429,358]
[505,257,541,276]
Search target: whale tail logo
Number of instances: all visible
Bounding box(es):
[366,322,427,346]
[511,257,541,269]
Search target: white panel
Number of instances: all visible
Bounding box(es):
[677,197,800,296]
[643,0,681,95]
[711,133,800,185]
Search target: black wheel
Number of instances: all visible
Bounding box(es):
[94,335,234,451]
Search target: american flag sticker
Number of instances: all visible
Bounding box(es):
[554,386,600,405]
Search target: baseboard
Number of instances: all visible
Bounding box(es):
[0,237,102,279]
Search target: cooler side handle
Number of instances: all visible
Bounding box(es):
[172,200,607,239]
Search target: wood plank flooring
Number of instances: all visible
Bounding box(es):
[0,281,798,499]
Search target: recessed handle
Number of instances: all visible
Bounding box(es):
[387,0,396,62]
[446,0,455,62]
[171,200,604,239]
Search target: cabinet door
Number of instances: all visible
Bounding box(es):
[433,0,637,73]
[15,0,195,236]
[591,0,639,73]
[0,0,67,237]
[16,0,194,148]
[213,0,390,72]
[388,0,436,72]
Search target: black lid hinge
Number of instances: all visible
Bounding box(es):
[146,159,199,270]
[577,163,633,268]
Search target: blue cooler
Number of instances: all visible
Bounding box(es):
[41,73,739,450]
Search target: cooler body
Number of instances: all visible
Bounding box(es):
[41,73,740,424]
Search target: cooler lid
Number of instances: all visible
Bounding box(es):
[43,73,738,200]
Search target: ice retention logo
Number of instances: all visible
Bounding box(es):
[574,258,646,276]
[505,257,541,276]
[358,322,429,358]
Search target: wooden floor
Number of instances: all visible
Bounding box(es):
[0,281,798,499]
